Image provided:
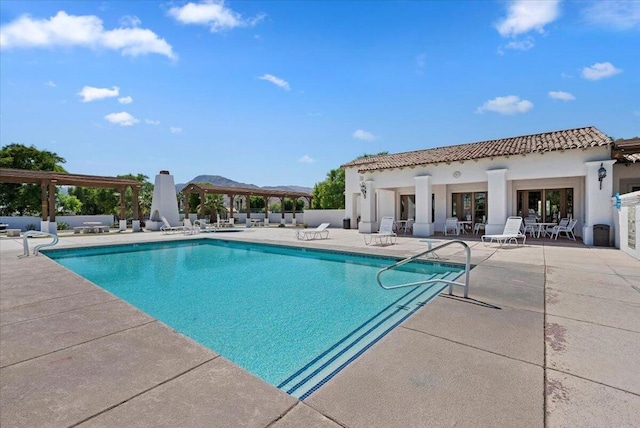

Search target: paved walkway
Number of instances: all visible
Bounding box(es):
[1,227,638,427]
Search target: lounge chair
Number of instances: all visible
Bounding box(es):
[549,218,577,240]
[183,218,200,235]
[295,223,330,240]
[160,216,185,234]
[481,216,526,246]
[194,219,218,233]
[364,217,397,246]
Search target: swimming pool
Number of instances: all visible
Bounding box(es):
[45,239,465,399]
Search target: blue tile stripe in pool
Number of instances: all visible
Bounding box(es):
[282,270,462,399]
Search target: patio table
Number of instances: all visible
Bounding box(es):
[534,222,557,238]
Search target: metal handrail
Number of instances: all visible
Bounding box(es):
[22,231,59,256]
[376,240,471,298]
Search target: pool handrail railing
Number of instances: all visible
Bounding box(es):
[22,230,59,257]
[376,240,471,298]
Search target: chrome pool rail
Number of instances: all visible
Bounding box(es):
[21,231,59,256]
[376,240,471,298]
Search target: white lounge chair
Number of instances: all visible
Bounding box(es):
[194,219,218,233]
[364,217,397,246]
[549,218,577,240]
[481,216,527,246]
[444,217,459,235]
[160,216,185,234]
[295,223,330,240]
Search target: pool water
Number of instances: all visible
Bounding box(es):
[45,239,464,399]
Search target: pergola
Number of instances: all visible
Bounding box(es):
[180,182,312,222]
[0,168,141,223]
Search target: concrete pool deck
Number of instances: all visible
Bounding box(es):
[1,227,638,427]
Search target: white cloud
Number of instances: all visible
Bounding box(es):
[582,1,640,30]
[504,37,534,51]
[78,85,119,102]
[0,11,176,59]
[495,0,561,37]
[105,111,139,126]
[353,129,377,141]
[45,80,56,87]
[168,1,264,32]
[548,91,575,101]
[560,72,573,79]
[119,15,141,28]
[258,74,290,91]
[298,155,314,164]
[118,96,133,104]
[476,95,533,115]
[170,126,182,134]
[145,118,160,125]
[581,62,622,80]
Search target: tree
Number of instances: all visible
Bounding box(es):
[312,168,345,209]
[57,194,82,214]
[0,144,66,215]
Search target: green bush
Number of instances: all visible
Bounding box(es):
[25,223,37,231]
[57,222,69,230]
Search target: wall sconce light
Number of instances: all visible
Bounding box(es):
[360,181,367,199]
[598,163,606,190]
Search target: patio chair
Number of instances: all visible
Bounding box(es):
[544,217,569,238]
[364,217,397,246]
[295,223,330,240]
[444,217,459,235]
[194,219,218,233]
[523,217,537,237]
[160,216,185,234]
[549,218,578,240]
[183,218,201,235]
[481,216,526,246]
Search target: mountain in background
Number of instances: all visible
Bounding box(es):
[175,175,312,194]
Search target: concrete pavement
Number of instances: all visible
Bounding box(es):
[1,227,638,427]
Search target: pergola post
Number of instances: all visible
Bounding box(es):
[280,197,286,225]
[292,197,297,225]
[199,190,206,219]
[228,194,235,224]
[132,185,140,232]
[48,180,57,223]
[183,189,190,220]
[40,180,48,221]
[245,194,251,226]
[263,196,269,225]
[119,186,127,231]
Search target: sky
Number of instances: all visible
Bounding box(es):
[1,1,638,188]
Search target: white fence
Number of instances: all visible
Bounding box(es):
[614,191,640,260]
[0,215,116,231]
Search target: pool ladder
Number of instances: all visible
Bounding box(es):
[21,231,59,257]
[376,240,471,298]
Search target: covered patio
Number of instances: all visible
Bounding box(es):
[180,182,312,226]
[0,168,141,233]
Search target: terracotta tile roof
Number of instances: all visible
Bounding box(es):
[342,126,612,172]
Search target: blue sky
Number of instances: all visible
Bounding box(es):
[1,1,638,188]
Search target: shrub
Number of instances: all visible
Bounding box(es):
[25,223,37,231]
[57,222,69,230]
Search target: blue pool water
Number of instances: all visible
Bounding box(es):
[45,239,464,399]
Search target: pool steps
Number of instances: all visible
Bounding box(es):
[280,270,463,400]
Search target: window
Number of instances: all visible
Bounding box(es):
[518,188,573,222]
[451,192,487,223]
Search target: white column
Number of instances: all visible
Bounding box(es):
[583,160,616,245]
[486,169,508,235]
[358,180,377,233]
[413,175,433,237]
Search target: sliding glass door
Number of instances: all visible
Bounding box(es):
[518,188,573,222]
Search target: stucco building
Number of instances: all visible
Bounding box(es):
[342,126,640,246]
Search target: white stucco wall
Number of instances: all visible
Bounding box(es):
[614,191,640,260]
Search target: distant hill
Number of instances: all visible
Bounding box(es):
[175,175,312,194]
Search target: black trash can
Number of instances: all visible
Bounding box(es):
[343,218,351,229]
[593,224,610,247]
